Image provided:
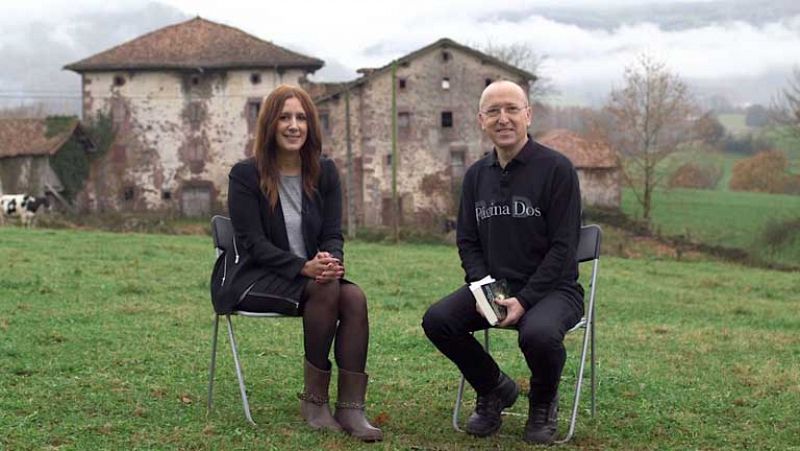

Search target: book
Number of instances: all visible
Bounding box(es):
[469,275,510,326]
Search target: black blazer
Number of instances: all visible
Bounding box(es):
[211,157,344,313]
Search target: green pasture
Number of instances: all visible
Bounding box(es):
[1,228,798,449]
[762,127,800,173]
[622,187,800,268]
[717,113,750,136]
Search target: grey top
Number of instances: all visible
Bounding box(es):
[278,174,307,259]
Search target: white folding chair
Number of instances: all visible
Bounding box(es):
[206,215,295,425]
[452,224,602,443]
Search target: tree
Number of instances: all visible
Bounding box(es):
[604,54,698,222]
[772,67,800,136]
[745,104,770,127]
[476,41,556,100]
[694,112,726,147]
[729,150,796,194]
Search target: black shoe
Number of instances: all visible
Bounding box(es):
[465,372,519,437]
[524,393,559,444]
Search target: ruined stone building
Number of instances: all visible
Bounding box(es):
[537,129,621,208]
[0,117,95,202]
[64,17,322,215]
[62,17,619,222]
[311,39,536,228]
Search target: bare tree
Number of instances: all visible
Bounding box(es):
[771,67,800,135]
[604,54,698,222]
[476,41,557,100]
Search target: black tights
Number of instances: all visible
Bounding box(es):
[301,280,369,372]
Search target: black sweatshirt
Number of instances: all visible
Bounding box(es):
[456,137,584,310]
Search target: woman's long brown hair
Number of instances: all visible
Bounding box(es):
[252,84,322,210]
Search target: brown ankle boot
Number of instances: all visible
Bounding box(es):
[334,368,383,442]
[298,360,342,432]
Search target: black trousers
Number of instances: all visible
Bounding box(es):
[422,285,583,402]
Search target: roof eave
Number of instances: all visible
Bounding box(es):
[315,38,537,104]
[64,61,324,73]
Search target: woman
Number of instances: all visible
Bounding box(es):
[220,84,382,441]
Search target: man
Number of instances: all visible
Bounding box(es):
[422,80,584,444]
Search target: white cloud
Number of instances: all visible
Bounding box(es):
[2,0,798,106]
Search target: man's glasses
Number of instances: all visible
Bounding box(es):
[481,104,528,119]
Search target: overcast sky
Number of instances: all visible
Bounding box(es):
[2,0,799,109]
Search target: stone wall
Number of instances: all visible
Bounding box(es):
[320,45,529,227]
[577,168,621,209]
[79,68,306,214]
[0,155,59,195]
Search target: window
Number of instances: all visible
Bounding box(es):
[188,102,203,126]
[113,75,126,87]
[111,100,127,128]
[250,73,262,85]
[441,111,453,128]
[450,150,465,179]
[442,50,451,62]
[398,112,410,129]
[191,75,201,86]
[441,77,450,90]
[111,144,126,163]
[247,99,261,129]
[398,78,407,89]
[188,145,204,162]
[386,154,393,166]
[123,186,135,202]
[162,190,172,200]
[319,112,331,133]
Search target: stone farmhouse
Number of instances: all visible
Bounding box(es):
[0,117,95,204]
[309,38,536,228]
[536,129,621,209]
[64,17,322,215]
[63,17,619,222]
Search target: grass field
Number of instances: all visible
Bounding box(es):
[1,228,798,450]
[621,187,800,268]
[717,113,750,136]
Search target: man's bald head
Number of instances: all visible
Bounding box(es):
[477,80,532,155]
[479,80,528,110]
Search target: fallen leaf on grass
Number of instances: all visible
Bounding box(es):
[150,388,166,399]
[371,411,390,426]
[133,404,146,417]
[179,393,193,405]
[202,424,216,436]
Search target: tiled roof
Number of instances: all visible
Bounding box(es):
[315,38,537,104]
[537,129,619,169]
[302,81,350,102]
[65,17,323,72]
[0,118,81,158]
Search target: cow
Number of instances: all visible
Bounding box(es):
[0,194,49,228]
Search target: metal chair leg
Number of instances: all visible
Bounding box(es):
[453,375,467,432]
[588,259,599,418]
[555,317,591,444]
[225,315,256,426]
[591,300,597,417]
[207,315,220,414]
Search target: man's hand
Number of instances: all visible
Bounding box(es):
[496,296,525,327]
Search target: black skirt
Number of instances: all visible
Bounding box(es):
[235,271,355,316]
[235,271,308,316]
